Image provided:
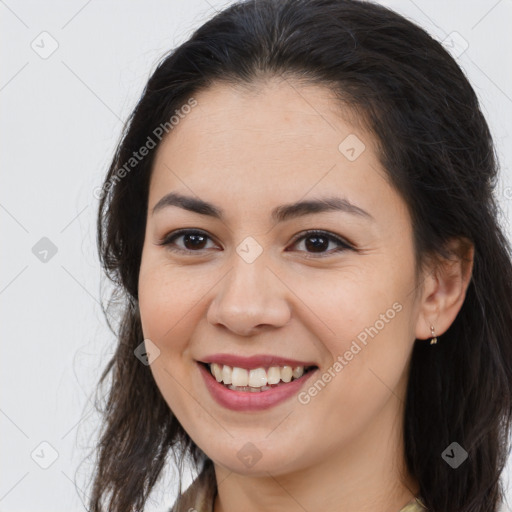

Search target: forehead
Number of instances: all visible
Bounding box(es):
[162,78,369,156]
[148,79,400,226]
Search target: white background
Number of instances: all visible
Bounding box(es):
[1,0,511,510]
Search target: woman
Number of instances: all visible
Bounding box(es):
[89,0,512,511]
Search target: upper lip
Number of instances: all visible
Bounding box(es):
[198,353,318,370]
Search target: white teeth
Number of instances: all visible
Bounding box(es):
[231,367,249,387]
[281,365,293,383]
[212,363,223,382]
[249,368,267,387]
[222,365,232,385]
[292,366,304,379]
[267,366,281,385]
[208,363,311,388]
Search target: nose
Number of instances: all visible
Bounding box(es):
[206,253,292,337]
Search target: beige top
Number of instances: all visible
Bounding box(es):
[169,461,428,512]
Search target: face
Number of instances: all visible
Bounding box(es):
[138,78,425,477]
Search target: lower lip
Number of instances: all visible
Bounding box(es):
[198,362,318,411]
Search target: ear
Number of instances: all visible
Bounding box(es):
[414,237,474,340]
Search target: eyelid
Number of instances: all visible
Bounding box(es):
[157,228,355,256]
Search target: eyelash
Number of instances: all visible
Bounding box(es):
[156,229,354,258]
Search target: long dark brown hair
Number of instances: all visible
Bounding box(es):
[87,0,512,510]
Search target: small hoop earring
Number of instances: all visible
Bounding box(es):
[430,325,438,345]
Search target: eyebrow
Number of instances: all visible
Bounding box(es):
[152,192,373,223]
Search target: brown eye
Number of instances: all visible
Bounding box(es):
[157,229,353,257]
[180,232,208,250]
[290,230,353,257]
[157,229,217,253]
[303,233,330,252]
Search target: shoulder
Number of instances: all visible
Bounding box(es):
[399,497,428,512]
[169,460,217,512]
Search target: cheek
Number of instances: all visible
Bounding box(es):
[303,262,415,402]
[138,258,211,349]
[293,261,407,347]
[137,262,207,421]
[296,306,413,450]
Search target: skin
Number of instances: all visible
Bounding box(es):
[138,77,474,512]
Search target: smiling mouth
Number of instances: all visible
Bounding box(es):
[200,362,318,392]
